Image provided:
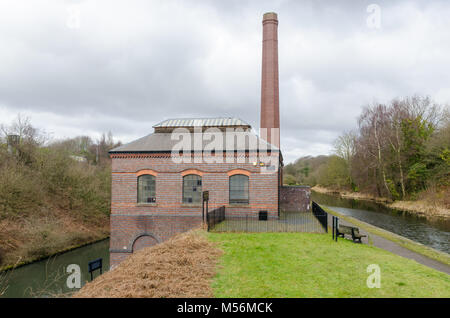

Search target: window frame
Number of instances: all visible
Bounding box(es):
[182,174,202,204]
[229,174,249,205]
[137,174,156,204]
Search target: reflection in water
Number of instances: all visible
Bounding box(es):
[1,239,109,298]
[312,191,450,254]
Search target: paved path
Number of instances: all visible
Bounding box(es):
[327,213,450,275]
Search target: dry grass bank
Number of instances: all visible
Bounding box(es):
[312,186,390,203]
[74,229,222,298]
[387,200,449,218]
[0,142,112,270]
[0,208,109,270]
[311,186,450,218]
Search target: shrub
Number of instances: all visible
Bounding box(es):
[0,161,44,218]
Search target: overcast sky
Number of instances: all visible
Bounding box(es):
[1,0,449,163]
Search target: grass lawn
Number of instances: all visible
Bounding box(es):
[208,232,450,298]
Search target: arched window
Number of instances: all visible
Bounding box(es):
[137,175,156,203]
[183,174,202,204]
[229,174,249,204]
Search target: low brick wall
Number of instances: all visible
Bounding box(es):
[109,215,202,268]
[279,186,311,212]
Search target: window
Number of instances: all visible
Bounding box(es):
[183,174,202,204]
[137,175,156,203]
[229,174,249,204]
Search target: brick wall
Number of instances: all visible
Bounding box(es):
[279,186,311,212]
[109,153,280,267]
[110,214,202,267]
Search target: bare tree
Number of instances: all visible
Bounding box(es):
[404,95,442,128]
[359,103,392,198]
[388,99,408,198]
[0,114,48,146]
[333,130,356,186]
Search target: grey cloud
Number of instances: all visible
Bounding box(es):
[0,0,449,163]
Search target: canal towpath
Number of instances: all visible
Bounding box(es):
[326,210,450,275]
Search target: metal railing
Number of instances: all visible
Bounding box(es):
[312,201,328,233]
[206,206,225,231]
[211,212,325,233]
[207,203,329,234]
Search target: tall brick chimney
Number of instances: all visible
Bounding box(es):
[260,12,280,149]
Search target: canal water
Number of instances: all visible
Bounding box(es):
[0,239,109,298]
[312,191,450,254]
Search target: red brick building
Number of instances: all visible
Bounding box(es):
[108,12,300,267]
[109,119,281,265]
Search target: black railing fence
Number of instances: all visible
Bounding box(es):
[312,201,328,233]
[206,206,225,231]
[207,202,328,234]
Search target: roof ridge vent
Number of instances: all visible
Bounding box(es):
[153,117,252,133]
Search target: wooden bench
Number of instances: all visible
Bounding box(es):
[337,225,367,243]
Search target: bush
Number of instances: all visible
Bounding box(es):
[0,133,112,219]
[0,160,44,218]
[283,174,297,185]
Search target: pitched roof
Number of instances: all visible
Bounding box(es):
[110,131,279,153]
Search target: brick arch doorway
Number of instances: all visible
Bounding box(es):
[132,234,158,252]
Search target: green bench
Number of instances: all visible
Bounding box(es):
[337,225,367,243]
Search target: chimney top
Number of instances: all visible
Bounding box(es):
[263,12,278,22]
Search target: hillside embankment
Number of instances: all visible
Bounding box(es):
[0,212,109,272]
[0,127,115,271]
